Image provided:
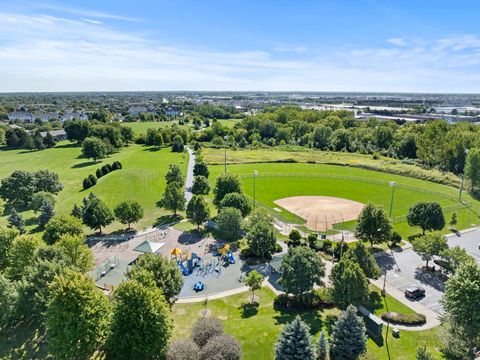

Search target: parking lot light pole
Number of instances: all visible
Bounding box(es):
[388,181,396,219]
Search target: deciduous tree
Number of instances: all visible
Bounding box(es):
[82,196,114,233]
[81,136,107,163]
[114,200,144,229]
[330,258,369,310]
[42,214,84,245]
[216,207,243,241]
[162,182,186,215]
[412,232,448,269]
[355,203,392,247]
[245,270,263,301]
[213,173,242,206]
[186,195,210,229]
[407,202,445,235]
[344,242,381,279]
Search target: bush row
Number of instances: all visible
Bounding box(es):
[83,161,122,190]
[380,312,426,325]
[274,288,334,309]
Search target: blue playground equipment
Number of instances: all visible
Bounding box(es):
[193,281,204,292]
[227,251,236,264]
[178,260,190,276]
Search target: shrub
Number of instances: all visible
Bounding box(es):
[391,231,402,246]
[275,243,283,253]
[101,165,110,175]
[166,339,199,360]
[88,174,97,186]
[96,168,103,178]
[83,177,92,190]
[274,288,334,309]
[199,334,241,360]
[380,312,426,325]
[191,317,224,348]
[112,161,122,170]
[106,163,113,172]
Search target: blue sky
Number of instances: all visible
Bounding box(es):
[1,0,480,92]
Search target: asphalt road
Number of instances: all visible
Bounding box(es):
[447,228,480,262]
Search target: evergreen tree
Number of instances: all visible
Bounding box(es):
[71,203,83,219]
[330,258,369,310]
[274,315,315,360]
[44,132,56,148]
[330,305,367,360]
[8,209,26,234]
[316,330,328,360]
[38,200,55,228]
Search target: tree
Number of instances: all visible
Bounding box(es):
[191,317,224,348]
[82,196,114,233]
[108,280,173,359]
[288,229,302,247]
[280,246,325,297]
[0,274,18,331]
[245,270,263,301]
[330,258,369,310]
[344,242,381,279]
[83,177,92,190]
[153,132,164,148]
[162,182,186,215]
[213,173,242,206]
[245,207,273,229]
[200,334,242,360]
[129,253,183,302]
[416,346,434,360]
[7,208,25,234]
[449,212,457,229]
[81,136,107,163]
[38,200,55,228]
[71,203,83,218]
[465,147,480,191]
[316,330,328,360]
[31,191,56,212]
[34,169,63,194]
[330,305,367,360]
[7,235,42,280]
[274,315,315,360]
[412,232,448,269]
[354,203,392,247]
[166,339,199,360]
[166,164,184,186]
[55,235,94,273]
[193,161,209,178]
[43,214,84,245]
[246,220,276,259]
[44,131,56,148]
[171,134,184,152]
[407,202,445,235]
[0,170,37,206]
[64,119,91,143]
[440,246,475,275]
[0,227,18,271]
[219,192,251,216]
[114,200,144,229]
[45,271,112,359]
[192,175,210,195]
[216,207,243,241]
[186,195,210,230]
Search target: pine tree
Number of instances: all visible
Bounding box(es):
[38,200,55,228]
[71,204,83,219]
[329,305,367,360]
[274,315,315,360]
[8,208,26,234]
[316,330,328,360]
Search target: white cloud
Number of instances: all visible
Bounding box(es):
[387,38,407,46]
[0,10,479,92]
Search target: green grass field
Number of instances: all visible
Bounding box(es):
[0,142,188,234]
[122,120,190,134]
[207,161,480,238]
[172,287,442,360]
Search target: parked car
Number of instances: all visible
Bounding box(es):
[404,286,425,300]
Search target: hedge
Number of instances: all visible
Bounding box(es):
[380,312,426,325]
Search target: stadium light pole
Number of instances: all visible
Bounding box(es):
[253,170,258,209]
[459,148,469,202]
[224,135,228,173]
[388,181,396,219]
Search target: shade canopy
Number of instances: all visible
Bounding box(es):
[171,247,182,256]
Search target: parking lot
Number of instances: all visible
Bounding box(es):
[447,228,480,262]
[376,248,445,314]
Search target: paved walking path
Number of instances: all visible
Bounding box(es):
[185,147,195,202]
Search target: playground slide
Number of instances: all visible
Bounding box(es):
[178,260,190,276]
[227,252,236,264]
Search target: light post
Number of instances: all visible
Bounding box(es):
[388,181,396,219]
[224,135,228,173]
[459,148,469,202]
[253,170,258,209]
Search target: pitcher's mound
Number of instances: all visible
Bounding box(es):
[274,196,364,231]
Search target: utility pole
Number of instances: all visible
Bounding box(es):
[388,181,396,219]
[253,170,258,208]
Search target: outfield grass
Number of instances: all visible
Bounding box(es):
[206,161,480,238]
[172,287,442,360]
[0,142,188,234]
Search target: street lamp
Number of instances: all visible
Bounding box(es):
[459,148,469,202]
[253,170,258,209]
[388,181,396,219]
[224,135,228,173]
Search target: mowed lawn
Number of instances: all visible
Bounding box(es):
[123,120,192,134]
[207,162,480,237]
[0,142,188,233]
[172,287,443,360]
